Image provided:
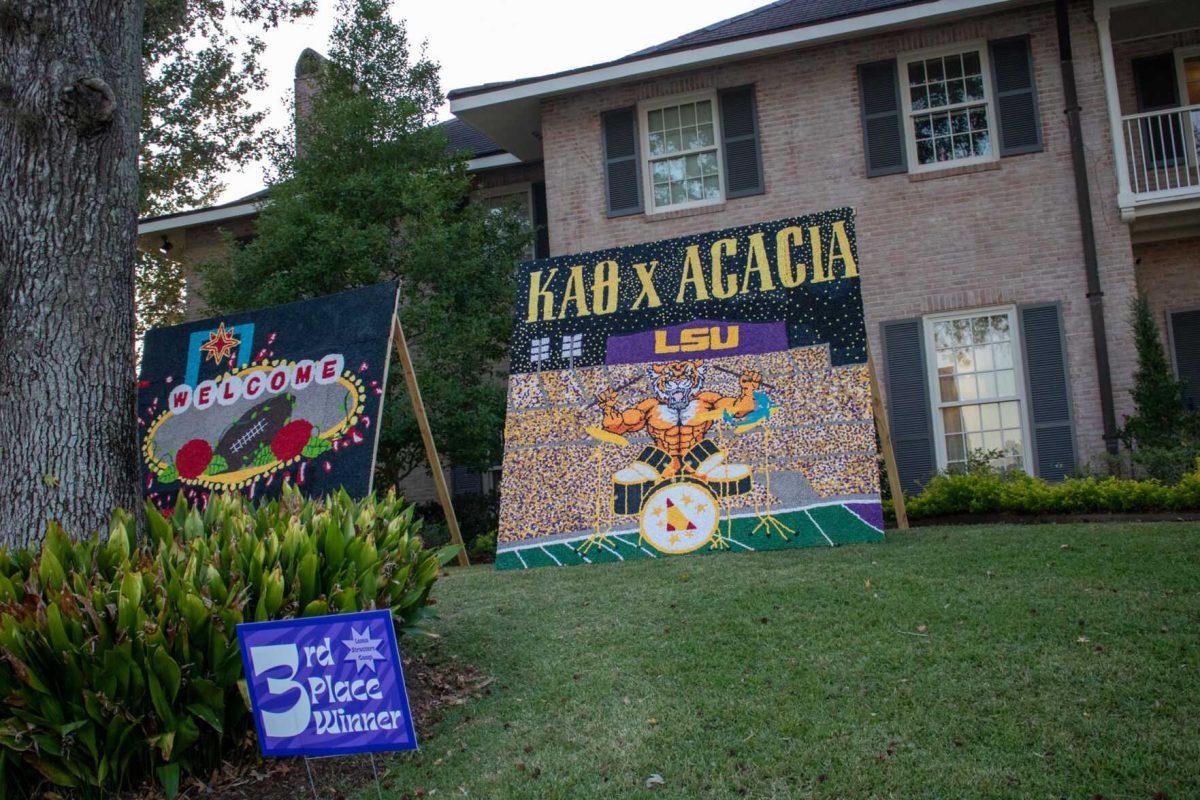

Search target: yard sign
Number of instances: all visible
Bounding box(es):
[496,208,884,570]
[237,610,417,757]
[137,282,398,509]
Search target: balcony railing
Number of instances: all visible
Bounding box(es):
[1122,104,1200,202]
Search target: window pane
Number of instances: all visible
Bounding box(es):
[652,160,671,182]
[957,374,978,400]
[983,430,1003,452]
[943,407,963,433]
[696,123,715,148]
[685,178,703,201]
[670,182,686,205]
[946,434,966,462]
[648,132,665,157]
[948,79,966,104]
[994,341,1013,368]
[928,82,947,107]
[654,185,670,207]
[972,131,990,156]
[1000,401,1020,429]
[939,375,958,402]
[663,106,679,129]
[696,101,712,122]
[996,370,1015,397]
[961,405,981,430]
[974,344,994,371]
[702,175,721,198]
[648,109,663,132]
[981,403,1001,430]
[945,54,963,79]
[697,151,719,174]
[927,58,944,81]
[965,75,985,101]
[967,432,984,453]
[977,372,997,399]
[684,154,701,178]
[917,139,935,164]
[909,61,926,85]
[963,51,981,75]
[680,104,696,126]
[665,130,682,153]
[911,86,928,111]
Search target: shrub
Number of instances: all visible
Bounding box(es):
[1120,294,1200,482]
[905,462,1200,519]
[0,486,458,799]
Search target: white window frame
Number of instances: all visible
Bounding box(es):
[638,90,726,214]
[898,41,1000,174]
[922,305,1034,475]
[1174,44,1200,107]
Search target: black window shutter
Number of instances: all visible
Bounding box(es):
[718,84,764,199]
[880,319,936,492]
[531,180,550,259]
[989,36,1043,156]
[1170,309,1200,411]
[601,107,642,217]
[1019,303,1077,481]
[857,60,907,177]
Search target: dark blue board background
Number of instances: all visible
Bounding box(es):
[137,282,398,506]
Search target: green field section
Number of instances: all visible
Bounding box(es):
[495,503,883,570]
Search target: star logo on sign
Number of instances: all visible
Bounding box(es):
[341,626,385,673]
[199,322,240,364]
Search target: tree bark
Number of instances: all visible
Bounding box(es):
[0,2,144,546]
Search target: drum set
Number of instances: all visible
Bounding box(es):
[580,375,790,556]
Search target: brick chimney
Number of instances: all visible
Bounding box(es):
[294,48,326,151]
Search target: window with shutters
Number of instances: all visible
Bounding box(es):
[923,307,1032,473]
[639,91,725,213]
[900,43,999,172]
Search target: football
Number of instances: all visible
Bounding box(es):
[215,394,296,470]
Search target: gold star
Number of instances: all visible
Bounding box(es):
[679,493,693,508]
[668,533,680,545]
[650,506,664,519]
[199,323,240,364]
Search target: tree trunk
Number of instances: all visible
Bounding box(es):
[0,2,144,547]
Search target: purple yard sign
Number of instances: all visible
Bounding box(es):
[237,610,417,757]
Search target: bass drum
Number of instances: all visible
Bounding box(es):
[638,477,719,555]
[612,462,658,515]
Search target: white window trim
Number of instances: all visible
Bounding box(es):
[478,182,534,216]
[1175,44,1200,106]
[922,305,1034,475]
[898,40,1000,174]
[638,90,726,215]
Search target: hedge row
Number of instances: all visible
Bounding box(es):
[905,467,1200,519]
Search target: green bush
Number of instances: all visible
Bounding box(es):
[0,486,458,799]
[905,462,1200,519]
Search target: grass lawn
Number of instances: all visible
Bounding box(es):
[376,523,1199,799]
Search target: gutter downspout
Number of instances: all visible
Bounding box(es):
[1056,0,1120,456]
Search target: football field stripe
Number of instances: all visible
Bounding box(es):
[514,549,528,569]
[808,504,886,544]
[540,546,562,566]
[608,533,654,559]
[613,532,658,557]
[804,509,836,547]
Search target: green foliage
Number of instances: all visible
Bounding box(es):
[137,1,318,333]
[0,486,458,798]
[200,0,531,484]
[468,529,497,563]
[1120,294,1200,481]
[905,463,1200,519]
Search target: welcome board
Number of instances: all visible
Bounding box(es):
[137,282,399,509]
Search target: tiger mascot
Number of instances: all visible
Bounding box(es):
[596,360,761,478]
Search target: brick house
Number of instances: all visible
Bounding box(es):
[140,0,1200,495]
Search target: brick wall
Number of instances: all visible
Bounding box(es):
[1112,29,1200,116]
[538,0,1141,471]
[1135,237,1200,348]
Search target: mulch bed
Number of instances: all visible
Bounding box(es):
[126,651,491,800]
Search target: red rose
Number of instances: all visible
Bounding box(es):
[271,419,314,462]
[176,439,213,479]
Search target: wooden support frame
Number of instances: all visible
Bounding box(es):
[867,352,909,530]
[391,316,471,566]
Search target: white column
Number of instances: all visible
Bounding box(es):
[1094,1,1136,216]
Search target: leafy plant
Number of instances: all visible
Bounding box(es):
[0,485,457,798]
